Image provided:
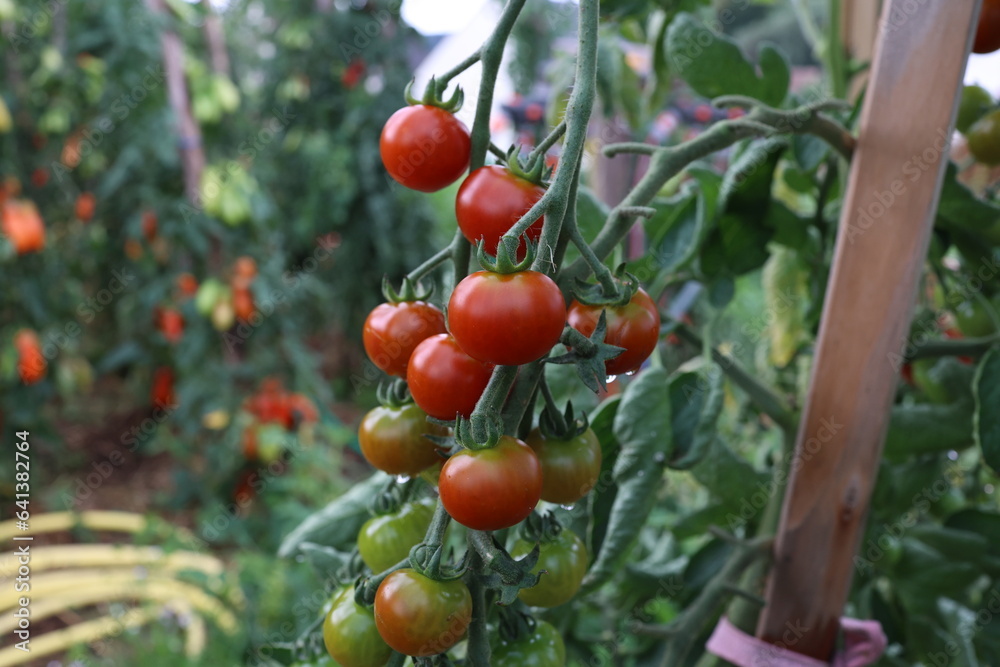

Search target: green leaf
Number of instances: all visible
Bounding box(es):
[298,542,351,583]
[671,502,732,540]
[666,14,789,107]
[883,400,975,460]
[766,200,811,250]
[690,439,769,511]
[587,396,622,560]
[762,244,809,367]
[278,472,391,558]
[642,166,721,280]
[581,368,671,594]
[936,163,1000,244]
[667,368,724,469]
[577,186,611,245]
[945,509,1000,562]
[975,346,1000,473]
[936,599,982,667]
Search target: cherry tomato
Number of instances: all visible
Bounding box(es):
[245,379,289,425]
[448,270,566,366]
[233,256,257,281]
[957,85,995,134]
[363,301,447,378]
[492,621,566,667]
[75,192,96,222]
[567,287,661,375]
[157,307,185,343]
[374,569,472,657]
[358,499,435,573]
[150,367,176,408]
[176,273,199,298]
[954,299,997,338]
[2,200,46,254]
[232,286,255,322]
[526,427,602,505]
[407,334,494,420]
[14,330,46,385]
[323,586,393,667]
[141,209,158,241]
[286,393,319,427]
[974,0,1000,53]
[439,435,542,531]
[358,403,447,476]
[511,529,588,608]
[967,109,1000,166]
[30,168,48,188]
[455,166,545,257]
[380,105,470,192]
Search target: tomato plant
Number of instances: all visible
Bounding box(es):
[358,403,447,476]
[357,499,436,573]
[456,165,545,257]
[373,569,472,656]
[567,286,661,375]
[380,105,471,192]
[510,529,588,608]
[438,435,543,531]
[322,586,393,667]
[448,270,566,366]
[406,333,494,419]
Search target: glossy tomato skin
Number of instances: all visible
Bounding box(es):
[363,301,447,378]
[511,530,588,608]
[567,287,661,375]
[967,109,1000,166]
[974,0,1000,53]
[358,403,447,476]
[14,330,46,385]
[455,166,545,257]
[374,569,472,657]
[407,334,494,419]
[449,271,566,366]
[358,499,436,573]
[526,427,602,505]
[439,435,543,531]
[380,105,471,192]
[492,621,566,667]
[322,586,393,667]
[1,200,46,254]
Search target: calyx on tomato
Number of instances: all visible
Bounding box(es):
[502,144,548,187]
[381,274,434,304]
[404,76,464,113]
[573,265,641,308]
[475,234,536,274]
[537,397,589,441]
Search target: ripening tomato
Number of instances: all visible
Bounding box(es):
[2,200,46,254]
[407,334,494,420]
[150,367,176,407]
[439,435,543,531]
[953,299,997,337]
[358,403,448,476]
[374,569,472,657]
[232,286,255,322]
[15,330,46,385]
[511,529,588,608]
[157,308,184,343]
[241,425,259,460]
[526,427,602,505]
[492,621,566,667]
[75,192,96,222]
[974,0,1000,53]
[176,273,199,298]
[30,168,48,188]
[342,59,367,89]
[286,393,319,427]
[967,109,1000,166]
[323,586,393,667]
[448,270,566,366]
[141,209,158,241]
[233,256,257,281]
[245,379,289,424]
[567,287,661,375]
[380,105,471,192]
[358,499,435,573]
[363,301,446,378]
[455,166,545,257]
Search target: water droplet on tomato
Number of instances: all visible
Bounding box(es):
[395,474,411,483]
[559,504,576,511]
[625,370,637,377]
[605,374,618,384]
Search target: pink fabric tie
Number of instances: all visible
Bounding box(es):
[706,616,887,667]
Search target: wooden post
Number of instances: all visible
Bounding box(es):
[755,0,982,660]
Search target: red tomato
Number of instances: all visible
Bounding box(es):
[75,192,96,222]
[233,286,255,322]
[157,308,185,343]
[526,427,602,505]
[176,273,198,298]
[374,569,472,657]
[241,425,259,460]
[14,330,46,385]
[141,210,158,241]
[286,393,319,427]
[150,367,176,407]
[406,334,494,420]
[455,166,545,257]
[439,435,543,531]
[358,403,447,476]
[567,287,661,375]
[380,105,470,192]
[974,0,1000,53]
[363,301,446,378]
[2,200,46,254]
[245,379,290,424]
[448,270,566,366]
[341,59,367,89]
[30,168,48,188]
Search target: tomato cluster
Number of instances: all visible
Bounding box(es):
[241,378,319,462]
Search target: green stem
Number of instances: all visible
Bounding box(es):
[387,652,407,667]
[569,222,618,295]
[466,545,492,667]
[469,0,527,171]
[450,227,472,288]
[437,50,482,90]
[674,323,797,432]
[474,365,519,418]
[602,142,659,157]
[528,120,566,162]
[908,335,1000,360]
[826,0,847,99]
[538,374,567,432]
[424,501,452,549]
[406,246,452,284]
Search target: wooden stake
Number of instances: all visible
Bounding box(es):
[756,0,981,660]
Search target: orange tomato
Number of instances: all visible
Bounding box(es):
[2,200,46,254]
[14,330,46,385]
[233,256,257,280]
[157,307,185,343]
[232,286,255,322]
[124,239,144,260]
[62,130,83,168]
[75,192,96,222]
[176,273,198,298]
[141,210,158,241]
[286,393,319,427]
[150,367,176,407]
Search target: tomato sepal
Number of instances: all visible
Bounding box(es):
[547,313,626,392]
[504,145,547,186]
[403,76,465,113]
[475,237,535,275]
[572,266,640,307]
[468,530,543,606]
[380,274,434,304]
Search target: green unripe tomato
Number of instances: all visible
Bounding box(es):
[357,499,435,573]
[956,85,995,134]
[195,278,225,316]
[492,621,566,667]
[322,587,392,667]
[967,109,1000,166]
[953,299,997,338]
[510,530,588,608]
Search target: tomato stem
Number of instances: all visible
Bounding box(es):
[465,544,492,667]
[436,50,482,92]
[528,120,566,164]
[461,365,519,449]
